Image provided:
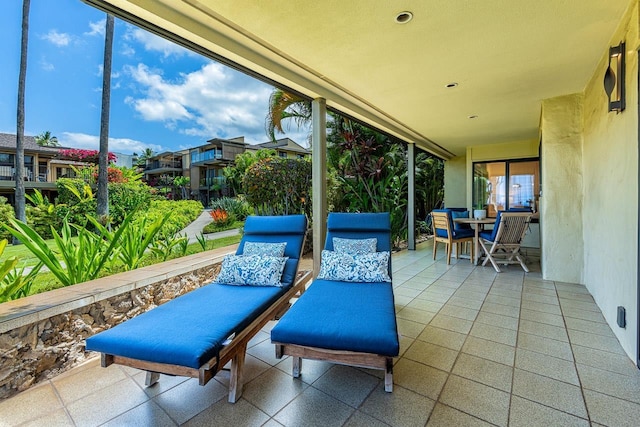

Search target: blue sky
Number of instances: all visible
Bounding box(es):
[0,0,309,155]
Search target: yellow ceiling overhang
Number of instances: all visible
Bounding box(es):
[84,0,632,159]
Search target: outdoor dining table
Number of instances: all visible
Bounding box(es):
[453,217,496,264]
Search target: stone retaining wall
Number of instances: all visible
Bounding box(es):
[0,249,229,401]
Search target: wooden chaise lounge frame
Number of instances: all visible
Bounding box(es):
[272,212,399,392]
[90,214,310,403]
[101,270,311,402]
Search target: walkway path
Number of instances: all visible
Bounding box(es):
[178,209,240,244]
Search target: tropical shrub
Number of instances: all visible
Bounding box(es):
[209,208,235,229]
[108,182,153,225]
[243,157,311,216]
[135,199,203,238]
[25,190,63,239]
[59,148,117,164]
[222,149,277,196]
[209,196,251,221]
[0,239,42,302]
[0,197,15,241]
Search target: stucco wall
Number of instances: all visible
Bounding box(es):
[540,94,585,285]
[581,1,638,363]
[444,156,467,208]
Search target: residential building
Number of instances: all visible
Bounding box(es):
[247,137,311,159]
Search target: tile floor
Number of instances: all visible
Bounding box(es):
[2,241,640,426]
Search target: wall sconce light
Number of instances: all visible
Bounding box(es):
[603,42,625,113]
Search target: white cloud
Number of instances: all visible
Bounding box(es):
[124,27,191,58]
[122,62,295,144]
[42,30,71,47]
[85,19,106,37]
[59,132,164,155]
[39,57,54,72]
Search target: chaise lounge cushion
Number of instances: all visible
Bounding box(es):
[332,237,377,254]
[86,283,285,369]
[215,254,288,286]
[271,278,399,356]
[317,250,391,283]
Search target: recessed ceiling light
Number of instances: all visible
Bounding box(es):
[468,115,478,119]
[395,11,413,24]
[446,82,458,88]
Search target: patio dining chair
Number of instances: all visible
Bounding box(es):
[478,211,532,272]
[431,210,474,264]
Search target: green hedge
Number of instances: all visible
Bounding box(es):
[134,199,203,238]
[0,197,15,241]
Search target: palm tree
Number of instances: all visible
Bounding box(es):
[15,0,31,229]
[265,89,312,142]
[97,14,114,222]
[35,131,59,147]
[136,147,155,168]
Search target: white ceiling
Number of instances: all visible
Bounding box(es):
[89,0,632,158]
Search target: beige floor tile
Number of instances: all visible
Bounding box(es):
[453,289,488,301]
[484,294,521,308]
[360,385,435,427]
[561,307,607,323]
[583,389,640,427]
[475,311,519,330]
[394,286,422,298]
[520,300,562,315]
[312,365,379,408]
[417,325,467,351]
[394,294,414,307]
[407,298,445,313]
[104,400,177,427]
[576,363,640,404]
[0,382,64,426]
[247,337,286,366]
[522,292,559,306]
[480,301,520,318]
[559,299,601,313]
[214,354,272,389]
[519,319,568,342]
[438,303,479,321]
[572,345,638,376]
[470,322,517,346]
[404,340,459,372]
[430,314,473,334]
[274,357,333,385]
[564,316,615,337]
[555,283,590,294]
[517,332,574,361]
[519,308,565,327]
[416,290,451,303]
[52,363,127,404]
[557,291,595,302]
[488,288,522,299]
[274,386,355,427]
[14,408,75,427]
[398,335,414,358]
[243,367,308,416]
[522,285,556,296]
[397,317,427,339]
[439,375,510,426]
[426,403,492,426]
[396,306,437,324]
[67,378,150,427]
[447,295,484,310]
[343,410,391,427]
[515,348,579,385]
[509,396,589,427]
[402,280,432,291]
[452,353,513,392]
[462,336,515,366]
[567,329,626,354]
[512,369,587,418]
[132,371,190,398]
[393,358,448,400]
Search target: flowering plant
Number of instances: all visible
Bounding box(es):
[59,149,117,164]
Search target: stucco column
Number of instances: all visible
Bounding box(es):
[407,143,416,250]
[312,98,327,277]
[540,93,584,283]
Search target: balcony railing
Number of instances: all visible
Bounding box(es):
[199,176,226,188]
[145,160,182,170]
[191,150,222,163]
[0,166,44,182]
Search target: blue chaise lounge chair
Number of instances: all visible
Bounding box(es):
[86,215,310,403]
[271,212,400,392]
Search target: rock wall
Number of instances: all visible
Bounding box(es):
[0,264,220,400]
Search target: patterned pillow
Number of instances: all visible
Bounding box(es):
[317,250,391,283]
[333,237,377,254]
[243,241,287,257]
[215,255,288,287]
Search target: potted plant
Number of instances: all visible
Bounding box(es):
[473,202,487,220]
[473,175,489,219]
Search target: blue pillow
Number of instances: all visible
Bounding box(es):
[317,250,391,283]
[215,255,288,287]
[451,210,471,230]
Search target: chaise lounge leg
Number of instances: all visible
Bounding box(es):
[145,371,160,387]
[228,346,247,403]
[292,356,302,378]
[384,358,393,392]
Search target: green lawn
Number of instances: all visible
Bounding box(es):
[1,237,77,268]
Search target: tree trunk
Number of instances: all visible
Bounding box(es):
[97,14,115,222]
[14,0,31,243]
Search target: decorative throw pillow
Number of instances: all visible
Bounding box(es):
[243,241,287,257]
[317,250,391,283]
[215,255,288,287]
[333,237,377,254]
